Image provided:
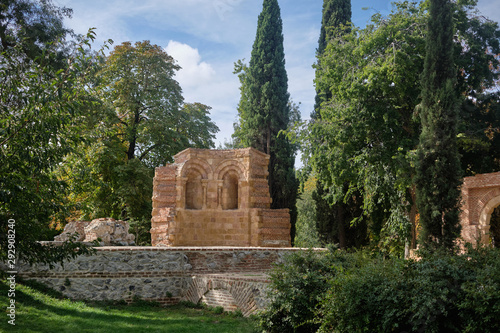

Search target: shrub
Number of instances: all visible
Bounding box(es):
[317,246,500,333]
[259,246,500,333]
[213,306,224,314]
[258,247,353,333]
[316,253,408,333]
[458,247,500,332]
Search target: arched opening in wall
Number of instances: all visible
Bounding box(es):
[490,207,500,248]
[479,194,500,248]
[186,170,203,210]
[222,172,239,210]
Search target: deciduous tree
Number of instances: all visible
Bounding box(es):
[0,0,102,266]
[303,0,499,254]
[61,41,219,244]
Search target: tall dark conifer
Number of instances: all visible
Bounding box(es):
[415,0,462,249]
[313,0,352,248]
[312,0,351,119]
[234,0,298,242]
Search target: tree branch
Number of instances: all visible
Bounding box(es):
[138,143,158,161]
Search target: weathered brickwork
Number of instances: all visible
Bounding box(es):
[150,148,291,247]
[183,274,270,315]
[461,172,500,245]
[14,247,312,315]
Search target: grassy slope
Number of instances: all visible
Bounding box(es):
[0,280,258,333]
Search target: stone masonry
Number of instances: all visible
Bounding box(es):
[55,218,135,246]
[150,148,291,247]
[13,247,313,316]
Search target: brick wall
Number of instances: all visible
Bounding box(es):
[460,172,500,245]
[150,165,177,246]
[258,209,291,247]
[150,148,292,247]
[173,210,252,246]
[14,246,314,315]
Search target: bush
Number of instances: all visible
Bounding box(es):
[213,306,225,314]
[458,247,500,332]
[258,247,354,333]
[259,247,500,333]
[317,246,500,333]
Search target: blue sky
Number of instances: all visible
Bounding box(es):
[55,0,499,148]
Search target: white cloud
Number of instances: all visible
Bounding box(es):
[56,0,323,149]
[161,42,240,145]
[58,0,259,48]
[165,41,216,88]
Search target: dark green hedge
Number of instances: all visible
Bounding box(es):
[258,247,500,333]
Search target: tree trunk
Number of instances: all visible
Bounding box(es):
[127,112,139,160]
[266,125,271,155]
[337,204,347,249]
[409,185,417,249]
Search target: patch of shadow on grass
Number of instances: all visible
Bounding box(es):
[0,280,258,333]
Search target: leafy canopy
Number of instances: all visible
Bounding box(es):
[0,0,106,266]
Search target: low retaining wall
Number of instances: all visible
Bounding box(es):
[15,247,312,315]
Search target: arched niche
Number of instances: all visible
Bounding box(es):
[180,159,212,180]
[477,194,500,245]
[185,170,203,210]
[222,172,239,210]
[479,195,500,228]
[215,160,245,182]
[490,207,500,248]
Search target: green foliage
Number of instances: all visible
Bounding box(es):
[0,0,74,67]
[317,253,407,333]
[313,0,351,118]
[132,295,162,308]
[233,0,298,243]
[99,41,181,164]
[260,247,500,333]
[301,0,500,254]
[233,0,290,153]
[317,0,352,56]
[317,247,500,333]
[294,170,321,248]
[458,247,500,331]
[258,249,340,333]
[453,0,500,175]
[306,2,426,253]
[0,280,258,333]
[311,1,355,250]
[459,93,500,176]
[179,103,220,151]
[0,0,105,266]
[415,0,462,249]
[213,306,224,315]
[59,41,219,242]
[313,182,368,249]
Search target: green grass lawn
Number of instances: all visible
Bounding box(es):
[0,279,258,333]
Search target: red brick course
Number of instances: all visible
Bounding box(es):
[460,172,500,245]
[16,247,325,316]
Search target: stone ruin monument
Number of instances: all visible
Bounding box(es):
[54,218,135,246]
[150,148,291,247]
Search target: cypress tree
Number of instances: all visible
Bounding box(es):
[415,0,462,249]
[313,0,351,119]
[235,0,298,242]
[313,0,352,248]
